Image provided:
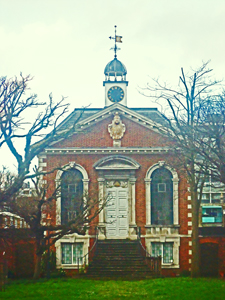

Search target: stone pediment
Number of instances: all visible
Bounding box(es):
[43,103,169,148]
[93,155,140,170]
[55,103,167,136]
[77,104,167,133]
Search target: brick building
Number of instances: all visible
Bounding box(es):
[39,40,225,277]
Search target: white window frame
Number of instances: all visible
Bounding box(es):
[55,235,89,269]
[55,162,89,225]
[146,237,180,268]
[151,242,173,264]
[61,243,83,265]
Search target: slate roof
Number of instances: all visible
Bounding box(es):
[57,105,168,131]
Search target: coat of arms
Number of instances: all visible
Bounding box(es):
[108,112,126,146]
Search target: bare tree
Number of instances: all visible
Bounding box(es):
[143,61,220,277]
[0,74,108,279]
[193,94,225,184]
[0,74,81,207]
[9,168,105,279]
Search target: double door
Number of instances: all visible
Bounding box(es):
[106,187,128,238]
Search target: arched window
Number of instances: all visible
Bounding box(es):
[61,169,83,224]
[151,168,173,225]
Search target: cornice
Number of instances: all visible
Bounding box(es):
[43,147,170,155]
[48,104,168,147]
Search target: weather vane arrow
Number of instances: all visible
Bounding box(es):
[109,25,122,58]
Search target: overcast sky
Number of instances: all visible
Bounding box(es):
[1,0,225,170]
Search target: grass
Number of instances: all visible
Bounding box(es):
[2,277,225,300]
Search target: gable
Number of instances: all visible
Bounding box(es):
[50,110,169,149]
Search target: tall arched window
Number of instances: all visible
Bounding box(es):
[151,168,173,225]
[61,169,83,224]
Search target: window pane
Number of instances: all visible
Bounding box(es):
[151,168,173,225]
[73,243,83,265]
[201,172,225,204]
[61,169,83,224]
[152,243,161,257]
[158,183,166,192]
[163,243,173,263]
[204,175,210,184]
[202,193,210,203]
[62,244,72,264]
[68,184,77,195]
[211,193,221,204]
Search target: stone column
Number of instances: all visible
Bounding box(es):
[55,179,61,225]
[145,178,151,225]
[82,179,89,195]
[130,178,136,225]
[82,178,90,220]
[129,178,137,239]
[97,178,106,239]
[172,177,179,225]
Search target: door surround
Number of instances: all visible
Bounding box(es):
[94,155,140,240]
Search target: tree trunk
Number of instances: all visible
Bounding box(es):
[33,253,42,280]
[191,186,200,277]
[33,236,44,280]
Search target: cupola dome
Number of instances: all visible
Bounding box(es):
[104,58,127,77]
[104,58,127,82]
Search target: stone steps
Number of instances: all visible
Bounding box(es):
[85,239,155,278]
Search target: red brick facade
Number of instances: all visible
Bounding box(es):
[41,104,225,277]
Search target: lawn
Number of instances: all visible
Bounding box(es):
[2,277,225,300]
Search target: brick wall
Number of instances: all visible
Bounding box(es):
[52,116,169,149]
[43,114,191,275]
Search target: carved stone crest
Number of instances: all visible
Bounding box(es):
[106,180,128,188]
[108,112,126,147]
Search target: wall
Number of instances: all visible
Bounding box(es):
[41,113,191,275]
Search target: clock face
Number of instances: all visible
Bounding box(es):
[107,86,124,102]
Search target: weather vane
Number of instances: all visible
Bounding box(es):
[109,25,122,58]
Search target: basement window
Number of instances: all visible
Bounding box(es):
[61,243,83,265]
[151,242,173,264]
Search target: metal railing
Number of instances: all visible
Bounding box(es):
[137,227,161,276]
[77,226,99,273]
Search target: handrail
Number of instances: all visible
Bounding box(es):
[137,227,161,275]
[78,226,99,273]
[137,227,151,257]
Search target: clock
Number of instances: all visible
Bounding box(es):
[107,86,124,102]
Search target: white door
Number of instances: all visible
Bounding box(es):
[106,187,128,238]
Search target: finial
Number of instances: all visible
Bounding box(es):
[109,25,122,58]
